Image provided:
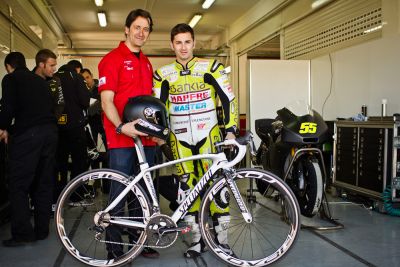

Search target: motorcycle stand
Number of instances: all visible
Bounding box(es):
[300,190,344,231]
[293,148,344,231]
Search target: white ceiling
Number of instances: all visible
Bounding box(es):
[45,0,262,56]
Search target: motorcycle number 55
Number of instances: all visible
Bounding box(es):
[299,122,317,134]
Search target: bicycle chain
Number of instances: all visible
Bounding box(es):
[96,236,175,249]
[95,215,176,249]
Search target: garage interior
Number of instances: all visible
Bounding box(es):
[0,0,400,266]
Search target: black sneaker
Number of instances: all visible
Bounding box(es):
[184,239,207,258]
[141,247,159,258]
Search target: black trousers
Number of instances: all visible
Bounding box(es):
[8,124,58,240]
[55,126,88,202]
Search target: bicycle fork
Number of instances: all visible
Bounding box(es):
[223,170,253,223]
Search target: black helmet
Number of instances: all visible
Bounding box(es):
[123,95,170,140]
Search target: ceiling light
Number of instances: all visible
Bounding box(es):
[94,0,103,7]
[311,0,330,9]
[189,14,202,28]
[363,24,383,34]
[202,0,215,9]
[97,12,107,27]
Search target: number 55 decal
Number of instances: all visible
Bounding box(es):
[299,122,317,134]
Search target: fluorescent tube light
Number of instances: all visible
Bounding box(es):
[94,0,103,7]
[189,14,202,28]
[202,0,215,9]
[97,12,107,27]
[311,0,330,9]
[363,24,383,34]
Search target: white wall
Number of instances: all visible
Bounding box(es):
[249,59,310,147]
[310,0,400,120]
[311,35,400,120]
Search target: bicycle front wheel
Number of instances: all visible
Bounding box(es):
[199,168,300,267]
[54,169,151,267]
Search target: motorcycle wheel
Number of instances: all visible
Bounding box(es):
[293,159,323,217]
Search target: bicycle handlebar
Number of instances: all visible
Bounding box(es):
[215,131,257,167]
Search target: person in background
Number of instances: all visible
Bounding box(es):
[32,51,65,122]
[98,8,159,259]
[0,51,58,246]
[67,59,83,74]
[54,60,90,206]
[80,68,107,163]
[153,23,238,258]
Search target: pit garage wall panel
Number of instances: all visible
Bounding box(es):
[13,27,40,59]
[283,0,382,59]
[0,13,10,80]
[248,59,310,149]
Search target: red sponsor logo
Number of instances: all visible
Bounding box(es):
[197,123,206,130]
[170,91,209,103]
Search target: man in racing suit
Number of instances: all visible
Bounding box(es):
[153,23,238,258]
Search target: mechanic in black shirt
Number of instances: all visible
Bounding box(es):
[54,60,91,205]
[81,68,107,166]
[0,51,58,247]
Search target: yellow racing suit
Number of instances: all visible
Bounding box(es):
[153,57,238,216]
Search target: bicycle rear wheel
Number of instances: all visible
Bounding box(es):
[199,168,300,267]
[54,169,151,267]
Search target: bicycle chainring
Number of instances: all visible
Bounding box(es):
[145,214,178,248]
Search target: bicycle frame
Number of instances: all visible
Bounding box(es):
[103,136,251,230]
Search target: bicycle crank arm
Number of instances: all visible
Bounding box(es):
[159,226,191,235]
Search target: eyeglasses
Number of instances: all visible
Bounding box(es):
[132,25,150,33]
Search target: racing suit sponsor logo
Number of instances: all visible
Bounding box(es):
[160,65,177,77]
[217,76,234,95]
[170,82,206,93]
[191,72,203,77]
[193,62,209,72]
[197,123,207,130]
[173,102,207,112]
[192,117,211,123]
[175,128,187,134]
[170,91,210,103]
[180,69,191,76]
[168,74,179,83]
[160,65,178,82]
[99,77,106,86]
[174,119,190,125]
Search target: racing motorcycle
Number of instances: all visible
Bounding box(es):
[254,101,329,217]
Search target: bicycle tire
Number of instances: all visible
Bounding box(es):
[199,168,300,266]
[54,169,151,267]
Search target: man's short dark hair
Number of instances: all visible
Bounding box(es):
[125,9,153,33]
[5,51,26,69]
[80,68,92,76]
[35,49,57,66]
[67,60,83,70]
[170,23,194,42]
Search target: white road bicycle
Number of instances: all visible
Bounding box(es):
[55,132,300,267]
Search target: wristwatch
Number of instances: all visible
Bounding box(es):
[116,123,124,135]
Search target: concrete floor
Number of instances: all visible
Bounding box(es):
[1,194,400,267]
